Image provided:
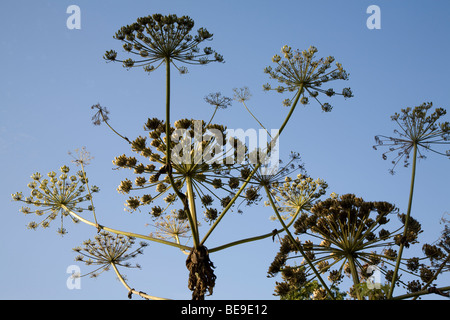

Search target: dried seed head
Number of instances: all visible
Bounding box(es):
[264,45,352,110]
[105,14,223,74]
[374,102,450,174]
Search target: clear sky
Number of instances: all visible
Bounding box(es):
[1,0,449,300]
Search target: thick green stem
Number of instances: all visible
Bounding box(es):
[264,185,335,300]
[165,58,171,157]
[347,256,362,300]
[388,143,418,299]
[163,58,199,249]
[186,176,200,247]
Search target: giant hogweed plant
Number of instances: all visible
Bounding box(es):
[269,105,450,300]
[373,104,450,299]
[19,13,450,301]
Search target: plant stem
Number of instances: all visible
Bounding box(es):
[102,117,131,144]
[206,106,218,126]
[393,285,450,300]
[388,142,418,299]
[263,185,335,300]
[274,86,303,140]
[412,253,450,300]
[242,101,271,138]
[186,176,200,247]
[200,163,260,245]
[209,207,302,253]
[201,86,303,246]
[111,262,170,300]
[162,57,199,249]
[62,204,192,251]
[347,256,362,300]
[79,162,100,230]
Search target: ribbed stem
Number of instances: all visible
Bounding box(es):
[163,57,199,249]
[264,185,335,300]
[186,176,199,247]
[388,142,418,299]
[347,256,362,300]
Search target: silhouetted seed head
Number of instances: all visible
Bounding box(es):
[104,14,223,74]
[374,102,450,174]
[149,211,191,240]
[263,45,352,111]
[12,166,100,234]
[73,232,147,278]
[91,103,110,126]
[204,92,232,109]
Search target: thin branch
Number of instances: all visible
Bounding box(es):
[264,184,335,300]
[61,204,192,251]
[111,263,170,300]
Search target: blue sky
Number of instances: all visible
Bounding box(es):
[1,0,449,300]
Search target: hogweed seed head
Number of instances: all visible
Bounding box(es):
[91,103,110,126]
[112,117,257,217]
[12,166,100,233]
[148,211,191,241]
[374,102,450,174]
[204,92,232,109]
[267,172,328,218]
[73,232,147,278]
[232,87,252,103]
[267,193,428,299]
[104,13,224,74]
[69,146,93,166]
[264,45,352,111]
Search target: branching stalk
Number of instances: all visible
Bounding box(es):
[209,207,302,253]
[99,110,131,144]
[347,256,362,300]
[263,184,335,299]
[200,163,260,245]
[79,162,100,231]
[186,176,199,245]
[412,253,450,300]
[388,142,418,299]
[111,262,170,300]
[241,101,271,138]
[61,204,192,251]
[163,57,199,249]
[393,285,450,300]
[206,106,219,126]
[201,85,304,246]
